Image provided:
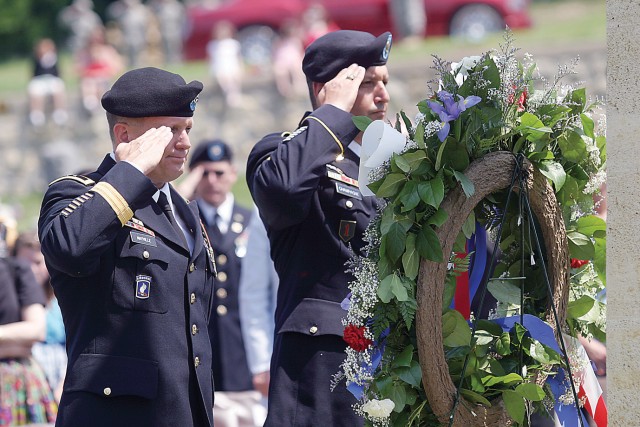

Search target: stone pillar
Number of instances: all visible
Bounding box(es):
[607,1,640,425]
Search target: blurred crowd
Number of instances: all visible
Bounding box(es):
[26,0,338,130]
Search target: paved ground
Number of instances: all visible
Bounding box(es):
[0,40,605,201]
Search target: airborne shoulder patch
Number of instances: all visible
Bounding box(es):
[49,175,96,187]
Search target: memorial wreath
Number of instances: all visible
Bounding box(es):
[336,32,607,427]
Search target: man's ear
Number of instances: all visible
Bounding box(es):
[113,122,129,144]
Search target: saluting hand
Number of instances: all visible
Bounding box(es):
[116,126,174,175]
[317,63,365,113]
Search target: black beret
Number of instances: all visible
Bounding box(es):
[189,139,233,168]
[101,67,203,118]
[302,30,392,83]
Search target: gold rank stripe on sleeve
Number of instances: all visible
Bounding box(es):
[60,193,94,218]
[91,182,134,226]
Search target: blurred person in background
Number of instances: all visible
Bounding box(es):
[206,21,244,108]
[27,38,68,128]
[107,0,152,68]
[58,0,103,56]
[178,139,265,427]
[0,212,57,425]
[149,0,186,64]
[13,231,67,404]
[301,4,340,48]
[272,19,307,100]
[74,27,125,115]
[238,208,279,405]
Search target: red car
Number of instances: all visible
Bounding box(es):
[183,0,531,62]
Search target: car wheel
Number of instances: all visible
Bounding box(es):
[449,4,504,42]
[237,25,276,68]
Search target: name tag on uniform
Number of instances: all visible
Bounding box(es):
[130,231,157,247]
[335,182,362,200]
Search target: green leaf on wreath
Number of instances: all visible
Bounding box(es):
[427,207,449,227]
[594,236,606,284]
[442,309,472,347]
[557,129,588,163]
[401,150,428,173]
[352,115,373,132]
[390,385,408,412]
[393,344,414,368]
[487,279,522,305]
[515,383,546,401]
[398,360,422,388]
[474,330,495,346]
[416,225,443,262]
[537,160,566,191]
[438,139,470,171]
[568,87,587,112]
[453,170,475,197]
[502,390,526,425]
[517,112,552,142]
[398,181,421,212]
[394,154,411,173]
[376,173,407,198]
[462,211,476,239]
[581,113,595,139]
[377,274,395,303]
[495,332,512,356]
[567,231,595,260]
[385,222,408,263]
[568,295,596,319]
[418,177,445,208]
[402,233,420,279]
[475,319,503,336]
[482,373,522,387]
[399,111,415,140]
[460,388,492,407]
[528,341,562,365]
[576,215,606,237]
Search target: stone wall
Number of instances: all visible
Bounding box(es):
[606,1,639,425]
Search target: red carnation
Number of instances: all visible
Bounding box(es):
[343,325,372,352]
[571,258,589,269]
[517,88,528,112]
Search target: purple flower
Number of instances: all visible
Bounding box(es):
[427,90,482,142]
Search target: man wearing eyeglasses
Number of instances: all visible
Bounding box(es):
[181,139,265,427]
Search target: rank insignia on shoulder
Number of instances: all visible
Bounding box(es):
[49,175,96,187]
[135,275,151,299]
[282,125,308,142]
[339,220,357,242]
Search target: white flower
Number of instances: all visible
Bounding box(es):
[362,398,395,418]
[451,55,483,85]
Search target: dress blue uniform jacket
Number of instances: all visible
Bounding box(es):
[200,201,254,392]
[38,155,216,427]
[247,105,379,426]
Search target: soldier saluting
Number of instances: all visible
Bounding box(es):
[38,67,216,427]
[246,30,392,426]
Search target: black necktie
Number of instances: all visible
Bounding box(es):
[157,192,187,247]
[208,212,223,243]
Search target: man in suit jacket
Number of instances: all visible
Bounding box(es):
[182,139,265,426]
[38,67,216,427]
[246,30,392,426]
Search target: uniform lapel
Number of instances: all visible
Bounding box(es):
[135,195,189,253]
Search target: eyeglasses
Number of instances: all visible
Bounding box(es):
[202,170,225,178]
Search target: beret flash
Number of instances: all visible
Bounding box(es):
[302,30,392,83]
[189,139,233,169]
[101,67,203,118]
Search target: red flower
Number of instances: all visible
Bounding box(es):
[517,88,527,112]
[571,258,589,269]
[343,325,372,352]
